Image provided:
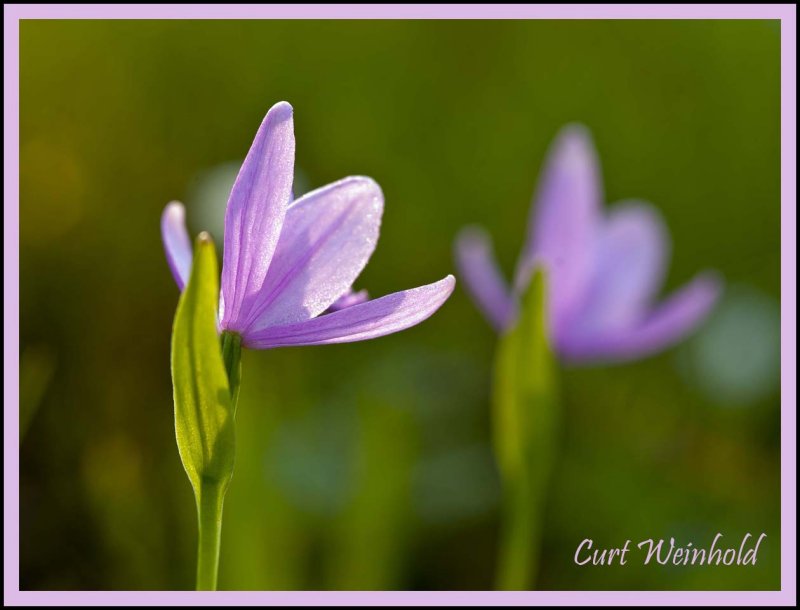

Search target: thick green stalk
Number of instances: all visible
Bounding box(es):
[496,476,539,590]
[491,269,558,590]
[191,330,242,590]
[196,479,227,591]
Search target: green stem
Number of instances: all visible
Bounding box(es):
[196,479,227,591]
[490,269,559,591]
[192,332,241,591]
[495,477,539,590]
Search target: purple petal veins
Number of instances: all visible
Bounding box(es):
[220,101,295,332]
[244,276,456,349]
[241,176,383,333]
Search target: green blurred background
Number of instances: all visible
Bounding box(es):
[19,20,780,590]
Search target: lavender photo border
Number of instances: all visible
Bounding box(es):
[4,3,796,606]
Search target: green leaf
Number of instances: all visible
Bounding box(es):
[492,267,559,590]
[170,232,235,590]
[171,232,235,493]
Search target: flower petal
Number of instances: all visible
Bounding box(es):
[327,288,370,312]
[565,201,669,338]
[243,275,456,349]
[219,101,295,331]
[240,176,383,331]
[161,201,192,290]
[560,273,722,363]
[516,124,602,329]
[454,226,516,331]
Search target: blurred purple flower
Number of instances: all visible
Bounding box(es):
[162,101,454,349]
[455,124,721,363]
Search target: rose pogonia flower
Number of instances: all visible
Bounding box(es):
[162,101,454,349]
[455,124,720,363]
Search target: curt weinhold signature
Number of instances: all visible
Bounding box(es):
[574,533,767,566]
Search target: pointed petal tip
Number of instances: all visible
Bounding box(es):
[558,121,592,141]
[332,175,385,218]
[456,224,491,248]
[606,199,669,245]
[256,100,294,133]
[164,200,185,214]
[162,201,186,227]
[268,100,294,119]
[455,226,496,265]
[552,122,596,164]
[694,270,724,305]
[560,121,590,133]
[295,175,382,202]
[161,201,192,291]
[339,175,383,197]
[338,176,384,213]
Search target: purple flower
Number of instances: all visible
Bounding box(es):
[162,101,454,349]
[455,124,721,363]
